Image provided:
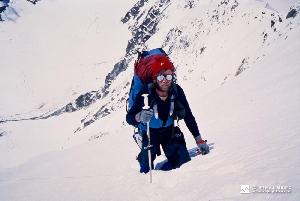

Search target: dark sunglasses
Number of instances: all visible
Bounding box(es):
[157,74,173,82]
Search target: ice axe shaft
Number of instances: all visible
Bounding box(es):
[142,94,152,183]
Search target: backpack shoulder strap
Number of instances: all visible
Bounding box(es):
[171,83,179,96]
[169,83,179,116]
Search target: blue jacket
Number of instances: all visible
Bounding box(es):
[126,83,202,139]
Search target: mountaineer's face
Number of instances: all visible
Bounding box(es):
[155,69,173,92]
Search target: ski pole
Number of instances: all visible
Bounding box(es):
[142,93,152,183]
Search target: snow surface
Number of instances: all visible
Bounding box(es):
[0,0,132,116]
[0,0,300,201]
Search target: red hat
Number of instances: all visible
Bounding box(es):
[135,54,175,83]
[148,55,175,80]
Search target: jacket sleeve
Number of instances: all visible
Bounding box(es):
[176,84,202,139]
[126,90,145,127]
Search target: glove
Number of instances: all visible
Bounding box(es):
[136,109,153,124]
[195,138,210,155]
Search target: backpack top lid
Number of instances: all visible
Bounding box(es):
[140,48,167,58]
[134,48,174,84]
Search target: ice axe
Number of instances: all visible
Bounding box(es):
[142,93,152,183]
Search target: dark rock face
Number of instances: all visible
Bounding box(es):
[286,9,297,19]
[26,0,41,5]
[121,0,149,23]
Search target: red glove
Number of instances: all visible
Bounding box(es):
[195,138,209,155]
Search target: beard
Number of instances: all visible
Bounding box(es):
[155,82,171,93]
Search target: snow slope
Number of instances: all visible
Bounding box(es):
[0,0,300,200]
[0,0,132,117]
